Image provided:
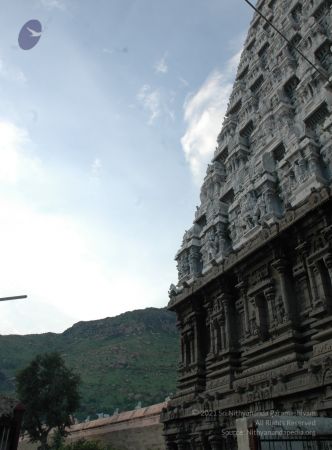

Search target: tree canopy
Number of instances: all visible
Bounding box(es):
[16,352,80,450]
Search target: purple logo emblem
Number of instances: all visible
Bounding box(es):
[18,20,42,50]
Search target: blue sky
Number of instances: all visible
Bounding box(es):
[0,0,254,334]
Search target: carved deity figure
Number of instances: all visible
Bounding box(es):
[200,186,208,204]
[274,296,286,324]
[183,255,190,276]
[279,110,299,139]
[264,190,276,216]
[321,145,332,179]
[177,252,190,280]
[168,284,179,299]
[229,219,241,244]
[241,191,257,232]
[213,297,222,314]
[189,246,201,277]
[254,194,267,223]
[266,113,276,138]
[320,126,331,147]
[249,309,258,336]
[181,229,190,245]
[207,231,217,261]
[210,302,227,354]
[229,222,236,243]
[200,229,217,268]
[289,170,297,190]
[215,222,229,256]
[294,158,308,183]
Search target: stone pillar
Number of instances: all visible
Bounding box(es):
[272,259,292,320]
[208,320,214,356]
[209,434,223,450]
[254,293,270,339]
[210,443,223,450]
[221,294,232,350]
[192,320,198,364]
[296,241,314,307]
[190,437,204,450]
[309,264,319,304]
[189,246,201,278]
[213,320,220,353]
[192,310,206,365]
[248,296,258,336]
[264,287,276,325]
[181,338,185,365]
[165,443,176,450]
[210,321,216,355]
[216,222,229,257]
[312,262,325,308]
[313,259,332,310]
[218,317,225,352]
[194,444,203,450]
[176,441,188,450]
[238,281,250,336]
[307,147,323,177]
[183,333,189,367]
[325,253,332,285]
[214,322,218,354]
[194,442,204,450]
[199,433,209,450]
[189,330,195,364]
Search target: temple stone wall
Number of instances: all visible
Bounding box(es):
[163,0,332,448]
[171,0,332,288]
[18,403,167,450]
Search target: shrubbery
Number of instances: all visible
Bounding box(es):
[50,435,117,450]
[59,439,116,450]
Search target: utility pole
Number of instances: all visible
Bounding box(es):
[243,0,330,82]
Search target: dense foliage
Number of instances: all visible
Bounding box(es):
[58,439,116,450]
[16,352,81,449]
[0,308,177,418]
[50,434,116,450]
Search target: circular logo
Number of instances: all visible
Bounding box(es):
[18,20,42,50]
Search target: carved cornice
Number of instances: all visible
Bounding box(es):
[168,187,332,310]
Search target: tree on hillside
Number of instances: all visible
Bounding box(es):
[16,352,80,450]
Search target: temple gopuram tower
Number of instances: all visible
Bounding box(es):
[161,0,332,448]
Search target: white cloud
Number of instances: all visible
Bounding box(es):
[38,0,66,9]
[102,48,114,55]
[0,120,170,334]
[0,121,42,183]
[0,198,105,327]
[137,84,176,125]
[0,58,26,84]
[0,195,168,334]
[90,157,102,182]
[179,76,189,88]
[102,47,128,55]
[0,299,75,335]
[154,54,168,74]
[137,84,161,125]
[181,49,242,184]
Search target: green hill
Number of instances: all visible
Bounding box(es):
[0,307,178,419]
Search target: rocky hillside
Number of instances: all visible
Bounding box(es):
[0,307,178,420]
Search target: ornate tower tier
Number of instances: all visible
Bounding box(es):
[162,0,332,448]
